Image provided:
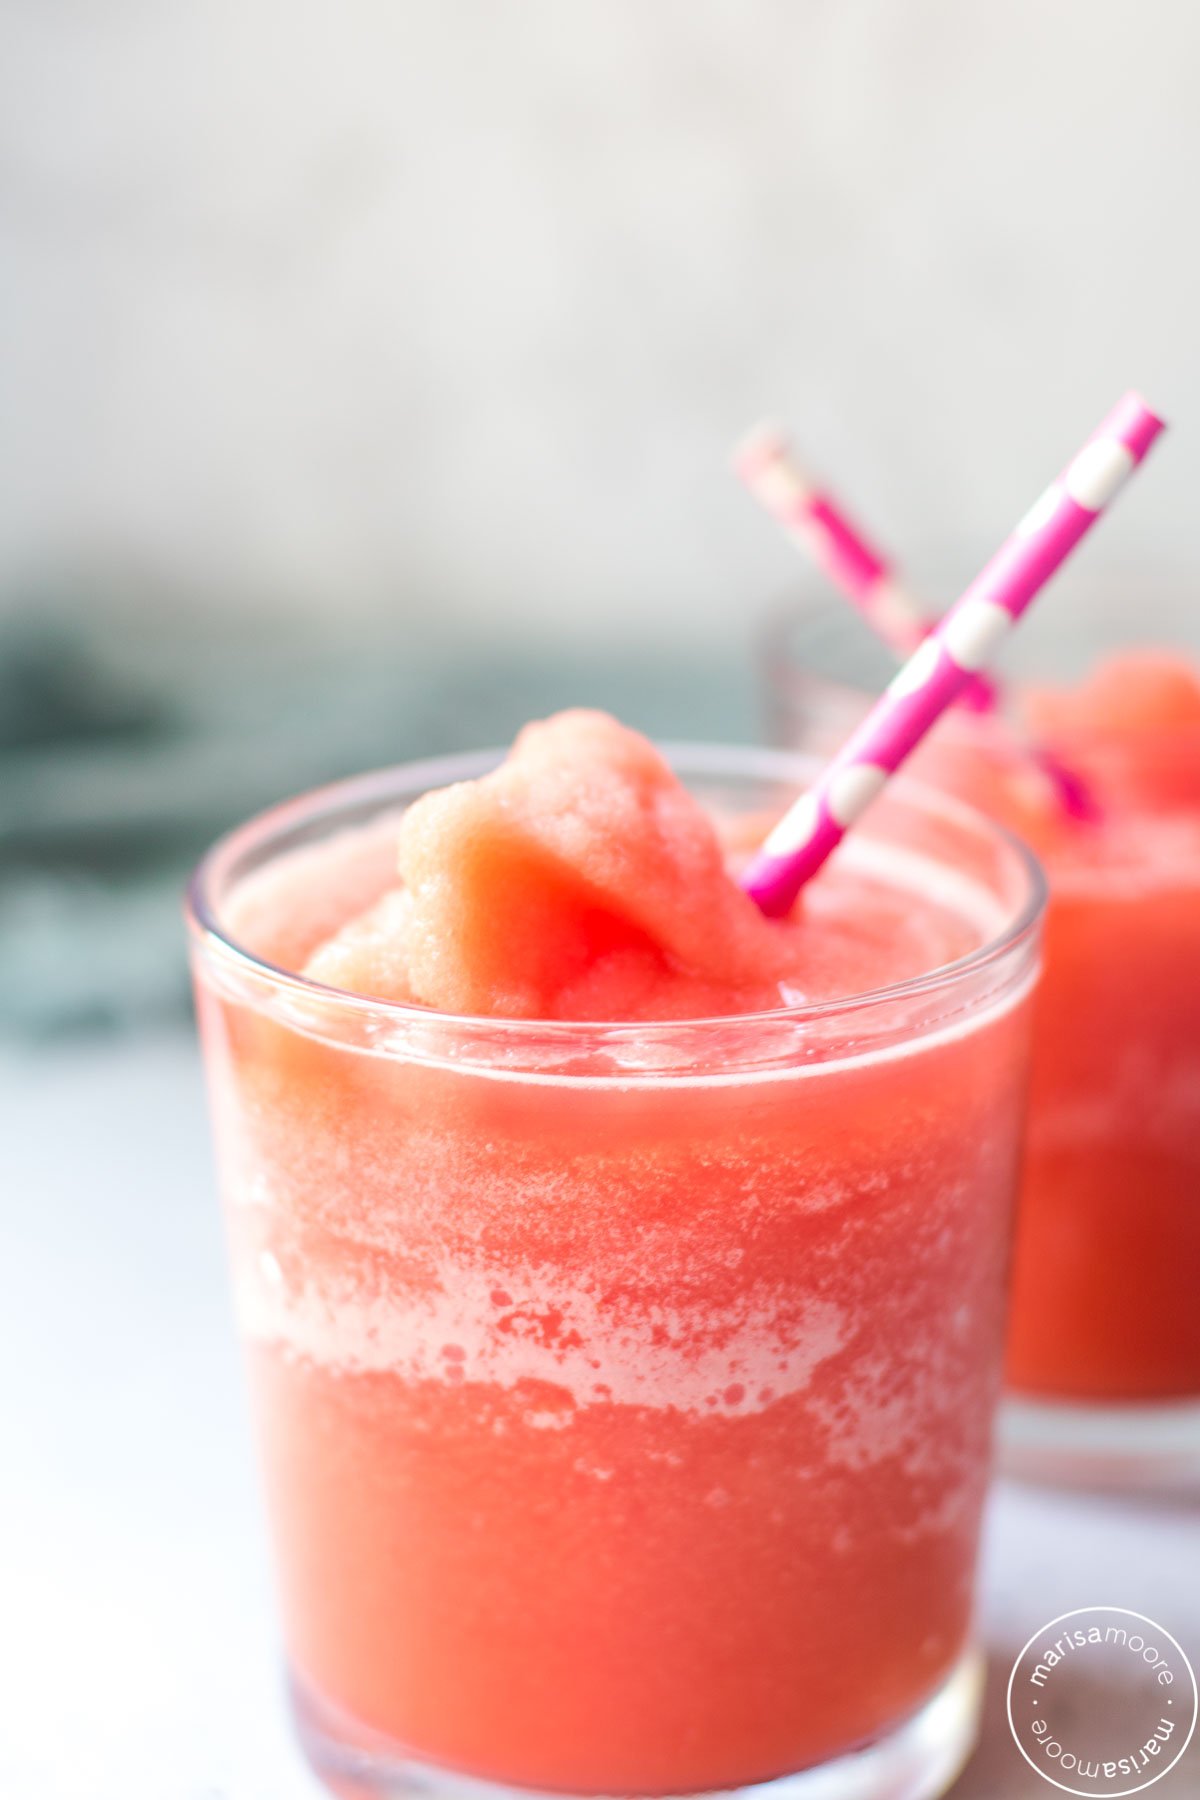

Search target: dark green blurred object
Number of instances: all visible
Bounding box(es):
[0,594,757,1037]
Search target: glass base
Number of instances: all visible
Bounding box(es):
[291,1645,983,1800]
[1000,1393,1200,1491]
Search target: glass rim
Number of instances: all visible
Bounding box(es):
[185,741,1047,1051]
[761,574,1200,750]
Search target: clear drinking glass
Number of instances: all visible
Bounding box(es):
[187,746,1043,1800]
[765,578,1200,1490]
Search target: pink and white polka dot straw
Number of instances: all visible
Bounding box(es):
[740,392,1166,917]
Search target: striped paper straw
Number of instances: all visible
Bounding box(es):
[741,392,1166,917]
[736,424,1001,711]
[737,423,1100,793]
[736,424,929,653]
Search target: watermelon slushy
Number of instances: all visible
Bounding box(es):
[770,615,1200,1442]
[1004,655,1200,1405]
[189,717,1042,1798]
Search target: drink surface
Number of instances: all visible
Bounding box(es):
[911,652,1200,1401]
[194,716,1034,1792]
[234,709,997,1025]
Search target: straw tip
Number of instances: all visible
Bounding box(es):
[1110,390,1168,458]
[733,420,789,477]
[1122,388,1167,426]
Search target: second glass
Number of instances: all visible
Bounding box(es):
[766,582,1200,1488]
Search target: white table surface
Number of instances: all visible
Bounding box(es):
[5,1032,1198,1800]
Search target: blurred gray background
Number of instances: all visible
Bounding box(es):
[0,0,1193,640]
[3,0,1196,1036]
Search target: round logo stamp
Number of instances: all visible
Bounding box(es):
[1008,1607,1197,1796]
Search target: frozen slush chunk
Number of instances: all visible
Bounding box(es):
[223,813,407,971]
[391,711,783,1018]
[1024,650,1200,737]
[305,889,416,1003]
